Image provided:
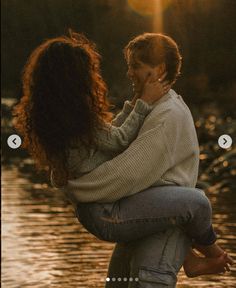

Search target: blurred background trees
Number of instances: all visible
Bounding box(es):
[2,0,236,114]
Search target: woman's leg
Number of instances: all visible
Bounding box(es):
[183,249,231,278]
[77,186,216,246]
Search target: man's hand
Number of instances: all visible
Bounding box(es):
[140,72,171,105]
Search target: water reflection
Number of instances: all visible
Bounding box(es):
[2,167,114,288]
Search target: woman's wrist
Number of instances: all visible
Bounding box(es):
[131,94,140,106]
[134,99,153,115]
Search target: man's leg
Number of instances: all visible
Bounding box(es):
[105,242,134,288]
[128,228,191,288]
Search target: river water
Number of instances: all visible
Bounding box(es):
[2,98,236,287]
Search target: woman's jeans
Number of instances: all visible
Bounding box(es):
[76,186,216,246]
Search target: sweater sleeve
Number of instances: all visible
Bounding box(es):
[66,122,171,203]
[111,101,134,126]
[97,99,153,153]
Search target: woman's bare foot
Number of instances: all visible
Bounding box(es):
[194,243,234,264]
[184,249,233,278]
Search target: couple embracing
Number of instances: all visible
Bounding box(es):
[14,31,233,287]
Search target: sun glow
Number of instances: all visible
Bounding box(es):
[128,0,159,16]
[127,0,172,32]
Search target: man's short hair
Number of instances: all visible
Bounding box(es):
[124,33,182,84]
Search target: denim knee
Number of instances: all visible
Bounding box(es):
[199,190,211,209]
[191,189,212,219]
[137,266,177,288]
[188,189,217,245]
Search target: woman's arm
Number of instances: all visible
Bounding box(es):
[111,101,134,127]
[98,99,153,153]
[111,94,140,127]
[99,76,170,153]
[65,123,171,203]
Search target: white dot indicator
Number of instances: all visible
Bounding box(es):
[106,277,110,282]
[7,134,22,149]
[218,134,232,149]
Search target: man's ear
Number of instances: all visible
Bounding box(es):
[155,63,166,77]
[147,71,155,82]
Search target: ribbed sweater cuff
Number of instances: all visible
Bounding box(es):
[134,99,153,116]
[122,101,135,114]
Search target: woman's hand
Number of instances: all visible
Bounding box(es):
[140,72,171,105]
[131,93,140,106]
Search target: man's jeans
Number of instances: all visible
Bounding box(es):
[76,186,216,287]
[105,228,191,288]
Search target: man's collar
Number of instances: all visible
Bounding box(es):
[153,89,176,107]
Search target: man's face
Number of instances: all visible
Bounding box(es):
[126,52,155,94]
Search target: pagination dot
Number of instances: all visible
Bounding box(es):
[105,276,139,282]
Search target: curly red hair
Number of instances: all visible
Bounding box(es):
[13,31,112,184]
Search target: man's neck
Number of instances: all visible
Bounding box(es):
[153,90,172,107]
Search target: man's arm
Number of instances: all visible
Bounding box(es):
[66,121,171,203]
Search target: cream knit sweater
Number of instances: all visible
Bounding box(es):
[67,99,153,178]
[62,89,199,203]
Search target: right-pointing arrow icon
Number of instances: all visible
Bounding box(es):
[218,134,232,149]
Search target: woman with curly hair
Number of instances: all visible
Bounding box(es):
[13,31,233,286]
[13,31,164,186]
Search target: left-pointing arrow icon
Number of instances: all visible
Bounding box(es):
[7,134,22,149]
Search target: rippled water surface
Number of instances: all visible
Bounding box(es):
[2,164,236,288]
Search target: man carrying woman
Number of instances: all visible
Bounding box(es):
[14,31,233,288]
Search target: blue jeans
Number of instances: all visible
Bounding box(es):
[105,228,191,287]
[76,186,216,246]
[76,186,216,287]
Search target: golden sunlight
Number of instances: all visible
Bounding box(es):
[127,0,172,31]
[128,0,158,16]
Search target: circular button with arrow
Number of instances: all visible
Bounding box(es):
[218,134,232,149]
[7,134,22,149]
